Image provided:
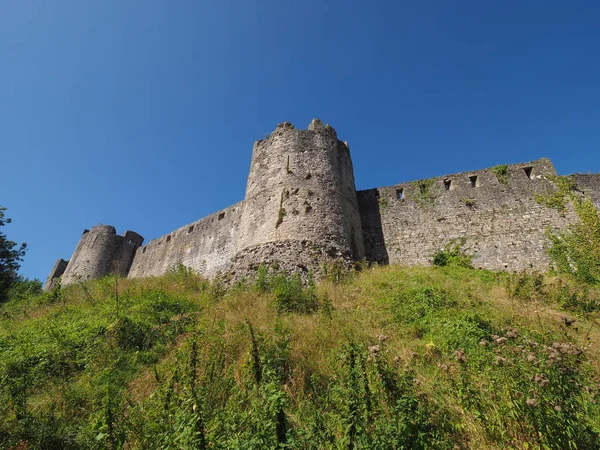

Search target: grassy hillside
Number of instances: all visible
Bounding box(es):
[1,264,599,449]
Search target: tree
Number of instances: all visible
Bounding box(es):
[0,206,27,302]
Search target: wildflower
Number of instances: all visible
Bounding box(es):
[495,356,509,366]
[526,398,539,407]
[454,349,467,364]
[506,328,519,339]
[377,334,388,343]
[561,315,576,327]
[532,373,549,387]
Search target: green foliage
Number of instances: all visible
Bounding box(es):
[432,237,473,268]
[377,195,388,210]
[547,197,600,283]
[0,206,28,302]
[490,164,509,185]
[460,197,476,208]
[7,275,43,302]
[0,266,599,448]
[505,272,545,301]
[535,175,577,211]
[411,178,437,207]
[254,265,319,314]
[275,191,286,228]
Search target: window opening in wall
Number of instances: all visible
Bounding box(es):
[396,188,404,199]
[142,247,147,254]
[469,175,478,187]
[444,179,452,191]
[218,212,225,221]
[524,167,533,179]
[188,226,194,233]
[166,235,171,243]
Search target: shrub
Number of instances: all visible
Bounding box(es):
[547,197,600,283]
[490,164,509,185]
[432,238,473,268]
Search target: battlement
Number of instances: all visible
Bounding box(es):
[59,225,144,285]
[46,120,600,288]
[371,158,557,205]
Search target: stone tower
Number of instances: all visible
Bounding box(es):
[59,225,143,285]
[232,119,365,275]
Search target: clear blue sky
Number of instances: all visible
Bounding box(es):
[2,0,599,281]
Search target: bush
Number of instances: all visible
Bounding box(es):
[432,238,473,268]
[547,197,600,283]
[253,265,320,314]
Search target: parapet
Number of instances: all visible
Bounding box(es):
[60,225,144,285]
[45,119,600,286]
[124,230,144,247]
[43,258,69,291]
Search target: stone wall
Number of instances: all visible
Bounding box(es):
[358,158,579,271]
[128,202,244,278]
[61,225,144,285]
[46,119,600,287]
[44,258,69,291]
[232,119,364,276]
[571,174,600,207]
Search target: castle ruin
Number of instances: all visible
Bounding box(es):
[44,119,600,289]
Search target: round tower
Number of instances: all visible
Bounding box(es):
[61,225,144,285]
[233,119,364,275]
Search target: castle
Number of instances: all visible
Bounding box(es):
[44,119,600,290]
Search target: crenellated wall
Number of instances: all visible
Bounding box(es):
[358,158,579,271]
[60,225,144,285]
[128,202,244,278]
[46,120,600,288]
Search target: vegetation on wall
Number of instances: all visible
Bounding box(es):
[490,164,509,185]
[410,178,437,207]
[377,195,388,211]
[535,175,577,211]
[276,191,287,229]
[547,196,600,283]
[432,237,473,269]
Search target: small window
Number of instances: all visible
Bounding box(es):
[524,167,533,179]
[469,175,479,187]
[142,247,147,254]
[166,235,171,243]
[218,212,225,221]
[444,179,452,191]
[188,226,194,233]
[396,188,404,199]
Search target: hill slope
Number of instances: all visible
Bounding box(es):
[1,265,599,449]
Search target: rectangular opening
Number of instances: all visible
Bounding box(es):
[166,235,171,243]
[469,175,479,187]
[444,179,452,191]
[218,212,225,221]
[396,188,404,199]
[524,167,533,179]
[188,225,194,233]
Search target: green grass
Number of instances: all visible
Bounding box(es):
[1,265,599,449]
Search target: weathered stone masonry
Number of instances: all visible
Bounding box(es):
[45,120,600,289]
